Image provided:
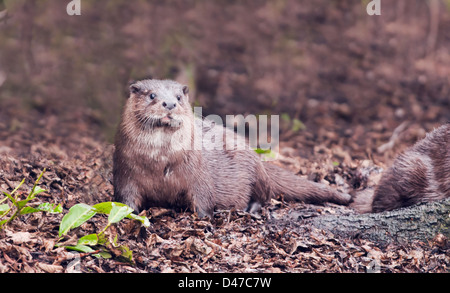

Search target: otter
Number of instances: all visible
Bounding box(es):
[113,79,351,217]
[352,123,449,213]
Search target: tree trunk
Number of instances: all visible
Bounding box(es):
[305,198,450,246]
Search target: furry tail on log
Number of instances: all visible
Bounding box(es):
[264,163,351,205]
[351,123,450,213]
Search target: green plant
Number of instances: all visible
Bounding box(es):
[0,169,62,228]
[58,201,150,262]
[254,148,278,161]
[280,113,306,132]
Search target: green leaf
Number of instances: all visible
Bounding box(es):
[16,198,33,209]
[92,201,113,214]
[98,251,112,259]
[77,234,98,246]
[20,203,62,214]
[0,204,9,212]
[19,207,39,214]
[94,201,149,226]
[21,203,62,215]
[97,233,107,245]
[65,244,95,253]
[59,203,96,237]
[254,148,278,161]
[3,191,16,205]
[113,234,118,246]
[118,244,133,262]
[0,204,10,217]
[281,113,291,123]
[30,186,46,197]
[53,203,63,213]
[292,119,306,132]
[108,203,134,224]
[127,213,150,227]
[93,201,126,214]
[254,148,271,154]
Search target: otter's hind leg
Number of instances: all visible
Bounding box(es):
[191,174,216,218]
[247,162,273,213]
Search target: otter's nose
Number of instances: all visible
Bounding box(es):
[162,102,176,110]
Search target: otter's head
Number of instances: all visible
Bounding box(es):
[127,79,191,129]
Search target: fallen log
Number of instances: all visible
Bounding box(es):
[305,197,450,246]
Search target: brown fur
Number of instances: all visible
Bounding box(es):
[352,123,450,213]
[113,79,351,217]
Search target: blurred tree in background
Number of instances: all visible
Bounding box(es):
[0,0,449,141]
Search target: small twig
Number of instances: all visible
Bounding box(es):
[377,121,409,154]
[3,178,15,190]
[30,168,46,196]
[52,250,101,266]
[426,0,440,57]
[204,239,230,254]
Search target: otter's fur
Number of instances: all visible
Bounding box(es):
[113,79,351,217]
[352,123,449,213]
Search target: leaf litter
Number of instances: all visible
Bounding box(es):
[0,111,448,273]
[0,0,450,273]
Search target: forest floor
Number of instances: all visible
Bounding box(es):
[0,110,448,273]
[0,0,449,274]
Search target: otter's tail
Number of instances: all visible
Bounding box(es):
[264,163,351,205]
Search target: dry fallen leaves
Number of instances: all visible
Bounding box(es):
[0,111,448,273]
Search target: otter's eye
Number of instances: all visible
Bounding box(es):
[150,93,156,100]
[176,95,181,101]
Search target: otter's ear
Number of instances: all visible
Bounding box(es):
[129,83,141,95]
[182,85,189,95]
